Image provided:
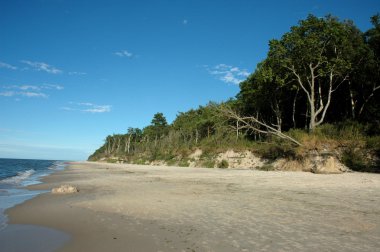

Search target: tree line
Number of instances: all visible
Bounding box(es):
[89,14,379,168]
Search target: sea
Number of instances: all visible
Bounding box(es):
[0,158,66,230]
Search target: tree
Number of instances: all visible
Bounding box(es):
[125,127,142,154]
[357,14,380,119]
[269,15,363,131]
[151,112,168,127]
[144,113,169,145]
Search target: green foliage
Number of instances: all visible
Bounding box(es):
[256,164,275,171]
[201,160,215,168]
[166,159,178,166]
[144,112,170,140]
[178,159,190,167]
[218,160,229,168]
[151,112,168,127]
[366,135,380,150]
[132,159,146,165]
[106,158,118,163]
[341,148,369,172]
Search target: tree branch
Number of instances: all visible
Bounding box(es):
[216,105,302,146]
[287,65,312,103]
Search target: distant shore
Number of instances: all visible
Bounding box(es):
[5,162,380,251]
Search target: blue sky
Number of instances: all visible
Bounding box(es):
[0,0,379,160]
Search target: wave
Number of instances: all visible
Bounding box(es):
[0,169,36,185]
[48,161,65,170]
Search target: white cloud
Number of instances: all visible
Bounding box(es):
[18,85,40,90]
[0,61,17,70]
[63,102,111,113]
[206,64,250,85]
[42,84,64,90]
[61,106,75,111]
[0,91,48,98]
[76,102,94,106]
[0,91,15,97]
[4,84,63,91]
[0,84,63,99]
[68,71,87,76]
[21,92,48,98]
[83,105,111,113]
[114,50,133,58]
[21,60,62,74]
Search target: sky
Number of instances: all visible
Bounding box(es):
[0,0,379,160]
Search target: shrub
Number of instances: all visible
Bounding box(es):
[201,160,215,168]
[341,148,368,172]
[106,159,117,163]
[166,159,177,166]
[133,159,147,165]
[218,159,229,168]
[178,159,189,167]
[256,164,275,171]
[366,135,380,150]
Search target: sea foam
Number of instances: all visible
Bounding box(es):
[0,169,36,185]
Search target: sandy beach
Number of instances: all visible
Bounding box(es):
[4,162,380,251]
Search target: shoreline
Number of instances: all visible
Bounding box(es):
[0,160,67,228]
[0,162,72,252]
[5,161,380,251]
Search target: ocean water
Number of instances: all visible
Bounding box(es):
[0,158,66,230]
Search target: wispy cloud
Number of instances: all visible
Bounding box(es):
[0,91,15,97]
[68,71,87,76]
[84,105,111,113]
[43,84,64,90]
[21,60,62,74]
[205,64,250,85]
[0,90,48,98]
[0,84,63,99]
[114,50,133,58]
[62,102,111,113]
[0,61,17,70]
[4,84,64,91]
[183,19,188,25]
[21,92,48,98]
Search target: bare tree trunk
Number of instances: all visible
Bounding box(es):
[305,104,309,130]
[292,87,299,129]
[236,121,239,140]
[127,135,131,154]
[358,83,380,117]
[107,138,113,155]
[271,101,282,132]
[116,137,121,153]
[195,129,199,144]
[348,80,356,119]
[255,112,259,141]
[289,65,346,132]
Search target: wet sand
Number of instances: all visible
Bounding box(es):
[0,224,70,252]
[6,162,380,251]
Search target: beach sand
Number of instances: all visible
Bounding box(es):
[5,162,380,251]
